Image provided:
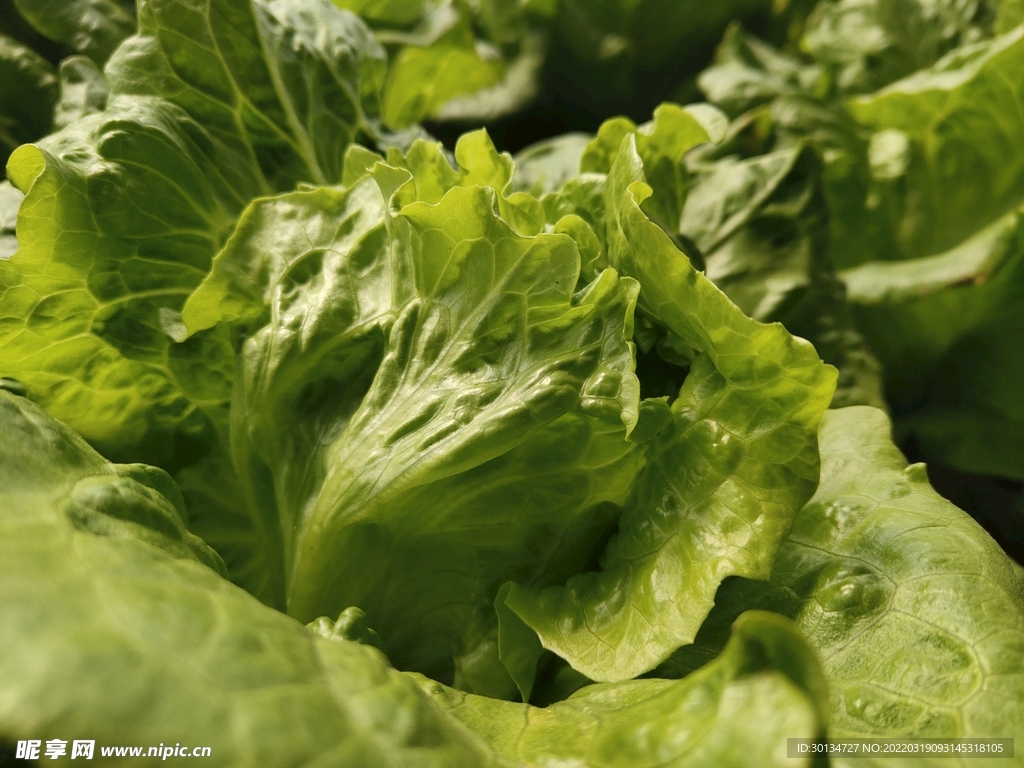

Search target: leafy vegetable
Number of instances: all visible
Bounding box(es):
[376,2,532,128]
[501,126,835,683]
[0,33,57,166]
[339,0,810,130]
[178,132,645,693]
[847,25,1024,258]
[692,4,1024,484]
[52,56,108,131]
[803,0,988,94]
[656,407,1024,758]
[2,0,1023,763]
[838,26,1024,478]
[12,0,135,64]
[0,391,508,767]
[0,384,835,766]
[421,610,830,768]
[0,181,23,260]
[0,0,387,597]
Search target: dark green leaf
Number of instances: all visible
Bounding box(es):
[13,0,134,63]
[0,32,56,166]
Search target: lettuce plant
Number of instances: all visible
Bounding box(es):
[690,1,1024,483]
[1,0,1023,765]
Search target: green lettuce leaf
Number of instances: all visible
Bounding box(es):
[804,0,987,95]
[512,132,593,197]
[656,406,1024,760]
[683,146,822,320]
[340,0,542,129]
[0,32,57,166]
[52,55,108,131]
[839,26,1024,477]
[107,0,386,191]
[695,20,1024,479]
[429,34,545,125]
[580,102,722,237]
[0,0,387,596]
[527,101,726,283]
[0,390,510,767]
[379,4,505,128]
[0,182,22,260]
[1000,0,1024,31]
[420,611,829,768]
[349,0,788,131]
[847,24,1024,258]
[681,141,885,409]
[514,102,878,414]
[12,0,134,64]
[333,0,430,27]
[2,100,240,470]
[780,269,886,410]
[500,133,836,682]
[697,22,824,118]
[841,210,1024,478]
[696,24,901,272]
[178,130,645,695]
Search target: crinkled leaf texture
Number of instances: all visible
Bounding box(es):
[179,131,645,696]
[0,391,511,767]
[579,102,720,236]
[519,100,879,413]
[681,140,885,410]
[500,132,837,683]
[0,0,386,462]
[696,19,1024,480]
[0,389,833,767]
[657,407,1024,766]
[0,0,386,597]
[420,611,829,768]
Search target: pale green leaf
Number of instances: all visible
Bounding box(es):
[656,406,1024,766]
[421,611,828,768]
[381,10,504,128]
[0,391,509,768]
[179,136,645,694]
[501,134,836,682]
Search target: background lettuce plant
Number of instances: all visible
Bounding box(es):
[1,0,1023,765]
